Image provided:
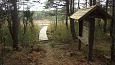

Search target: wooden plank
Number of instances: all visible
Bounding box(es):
[77,36,88,45]
[70,5,111,21]
[88,17,95,61]
[77,25,89,46]
[39,26,48,41]
[70,5,97,20]
[82,26,88,45]
[78,20,83,50]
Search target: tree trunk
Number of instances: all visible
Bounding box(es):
[65,0,69,29]
[11,0,19,50]
[90,0,93,6]
[111,0,115,63]
[78,0,80,9]
[85,0,87,8]
[103,0,109,33]
[93,0,96,5]
[55,7,58,29]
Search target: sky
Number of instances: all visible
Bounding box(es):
[18,0,106,11]
[18,0,48,11]
[18,0,86,11]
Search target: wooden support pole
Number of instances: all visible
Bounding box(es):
[78,20,83,50]
[88,17,95,61]
[70,18,76,39]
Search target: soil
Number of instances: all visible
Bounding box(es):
[1,40,112,65]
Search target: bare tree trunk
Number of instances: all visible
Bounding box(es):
[93,0,96,5]
[65,0,69,29]
[11,0,19,50]
[103,0,109,33]
[78,0,80,9]
[111,0,115,63]
[85,0,87,8]
[55,7,58,29]
[90,0,93,6]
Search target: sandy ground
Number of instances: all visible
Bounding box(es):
[33,20,51,26]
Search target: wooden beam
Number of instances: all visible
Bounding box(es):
[78,20,83,50]
[88,17,95,61]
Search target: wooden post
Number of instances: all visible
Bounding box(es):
[88,17,95,61]
[70,18,76,39]
[78,20,83,50]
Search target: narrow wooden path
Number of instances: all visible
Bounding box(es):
[39,26,48,41]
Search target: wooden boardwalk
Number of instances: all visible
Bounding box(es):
[39,26,48,41]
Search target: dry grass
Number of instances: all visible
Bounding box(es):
[1,20,115,65]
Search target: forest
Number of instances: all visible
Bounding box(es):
[0,0,115,65]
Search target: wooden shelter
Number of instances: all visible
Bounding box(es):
[70,5,112,61]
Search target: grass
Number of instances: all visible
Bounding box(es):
[19,23,40,48]
[48,19,112,63]
[0,23,13,46]
[0,22,40,47]
[0,22,40,64]
[48,22,73,43]
[0,19,114,65]
[49,42,55,48]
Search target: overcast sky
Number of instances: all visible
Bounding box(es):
[18,0,85,11]
[18,0,47,11]
[18,0,106,11]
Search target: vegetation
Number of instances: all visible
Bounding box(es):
[48,22,73,43]
[0,0,115,65]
